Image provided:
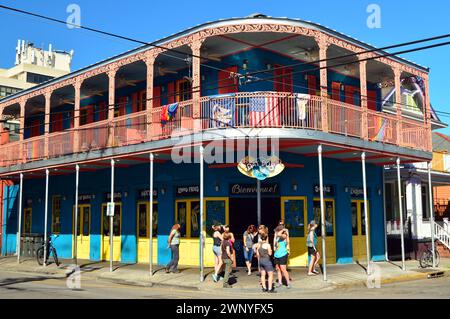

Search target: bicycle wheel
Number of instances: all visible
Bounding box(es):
[36,247,44,266]
[52,248,60,267]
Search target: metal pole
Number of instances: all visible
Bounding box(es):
[257,179,261,226]
[110,159,115,272]
[16,173,23,263]
[199,146,205,282]
[361,153,371,274]
[43,169,49,266]
[396,158,406,271]
[74,164,79,265]
[149,153,154,276]
[428,162,436,268]
[382,167,389,261]
[318,145,327,281]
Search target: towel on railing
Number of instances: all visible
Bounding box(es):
[295,93,310,121]
[209,94,236,128]
[161,102,179,125]
[373,118,387,142]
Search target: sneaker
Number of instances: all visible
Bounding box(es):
[286,284,292,289]
[212,274,218,282]
[223,283,232,289]
[261,287,268,292]
[248,271,252,276]
[268,288,277,293]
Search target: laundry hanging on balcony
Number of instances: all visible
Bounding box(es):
[295,93,311,121]
[372,117,387,142]
[161,102,179,125]
[209,93,236,128]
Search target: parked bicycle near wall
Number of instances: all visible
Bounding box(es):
[36,235,60,266]
[419,244,440,268]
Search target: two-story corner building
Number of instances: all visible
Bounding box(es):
[0,15,442,268]
[384,132,450,261]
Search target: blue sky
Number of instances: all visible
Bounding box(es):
[0,0,449,133]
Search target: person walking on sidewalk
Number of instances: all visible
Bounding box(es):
[257,233,276,293]
[223,225,237,271]
[212,224,224,282]
[274,226,291,288]
[221,232,234,288]
[165,223,181,273]
[307,220,320,276]
[243,225,257,276]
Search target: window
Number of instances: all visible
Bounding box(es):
[80,106,94,125]
[0,86,21,98]
[23,208,32,234]
[422,184,431,220]
[176,79,192,102]
[218,66,238,94]
[52,196,62,234]
[26,72,54,84]
[312,199,335,236]
[273,65,293,93]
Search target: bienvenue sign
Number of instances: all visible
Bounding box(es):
[229,183,279,196]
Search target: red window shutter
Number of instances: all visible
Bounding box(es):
[132,93,138,113]
[99,102,107,121]
[69,111,74,128]
[119,97,127,116]
[345,86,355,105]
[53,113,63,132]
[273,65,284,92]
[367,90,377,111]
[87,105,94,124]
[153,86,161,108]
[332,82,341,101]
[273,66,293,93]
[30,119,40,137]
[139,90,146,111]
[218,66,238,94]
[307,75,317,96]
[168,82,175,104]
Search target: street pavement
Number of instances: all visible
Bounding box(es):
[0,269,450,299]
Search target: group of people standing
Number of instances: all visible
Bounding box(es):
[164,219,322,292]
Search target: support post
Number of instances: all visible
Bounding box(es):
[396,158,406,271]
[257,180,262,226]
[361,152,371,274]
[44,92,51,159]
[394,68,402,147]
[149,153,154,276]
[359,58,368,140]
[190,37,205,123]
[145,54,155,141]
[199,146,205,282]
[318,145,327,281]
[382,168,389,261]
[428,162,436,268]
[110,159,115,272]
[16,173,23,263]
[43,169,49,266]
[317,37,329,133]
[73,81,81,153]
[74,164,79,265]
[107,69,117,147]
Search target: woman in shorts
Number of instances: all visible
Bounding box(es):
[256,233,276,293]
[274,226,291,288]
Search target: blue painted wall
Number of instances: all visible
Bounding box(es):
[2,151,386,264]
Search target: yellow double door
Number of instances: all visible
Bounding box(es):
[101,203,122,262]
[312,199,337,264]
[73,205,91,260]
[351,200,370,263]
[136,201,158,263]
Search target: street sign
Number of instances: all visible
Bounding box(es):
[106,202,115,217]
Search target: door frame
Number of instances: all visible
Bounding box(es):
[351,199,371,262]
[136,200,158,263]
[312,197,337,263]
[101,202,123,261]
[72,204,91,259]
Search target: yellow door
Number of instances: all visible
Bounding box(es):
[101,203,122,261]
[281,197,308,267]
[136,201,158,263]
[74,205,91,260]
[313,199,336,264]
[352,200,370,263]
[176,199,201,266]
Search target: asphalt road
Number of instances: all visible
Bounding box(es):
[0,270,449,299]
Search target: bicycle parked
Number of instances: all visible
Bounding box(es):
[36,235,60,267]
[419,244,440,268]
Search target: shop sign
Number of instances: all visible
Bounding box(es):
[176,185,200,197]
[229,183,279,196]
[348,187,370,198]
[76,194,95,203]
[237,156,285,181]
[106,202,115,217]
[104,192,122,202]
[313,184,335,196]
[138,189,158,199]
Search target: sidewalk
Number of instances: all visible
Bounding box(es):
[1,256,449,292]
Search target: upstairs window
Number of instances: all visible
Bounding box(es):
[176,79,192,102]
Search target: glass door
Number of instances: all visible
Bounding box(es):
[136,201,158,263]
[101,203,122,261]
[74,205,91,260]
[352,200,370,263]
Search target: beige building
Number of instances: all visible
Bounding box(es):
[0,40,73,99]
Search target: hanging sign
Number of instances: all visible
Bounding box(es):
[106,202,115,217]
[138,189,158,199]
[313,184,335,196]
[104,192,122,202]
[176,185,200,197]
[237,156,285,181]
[76,194,95,203]
[229,183,279,196]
